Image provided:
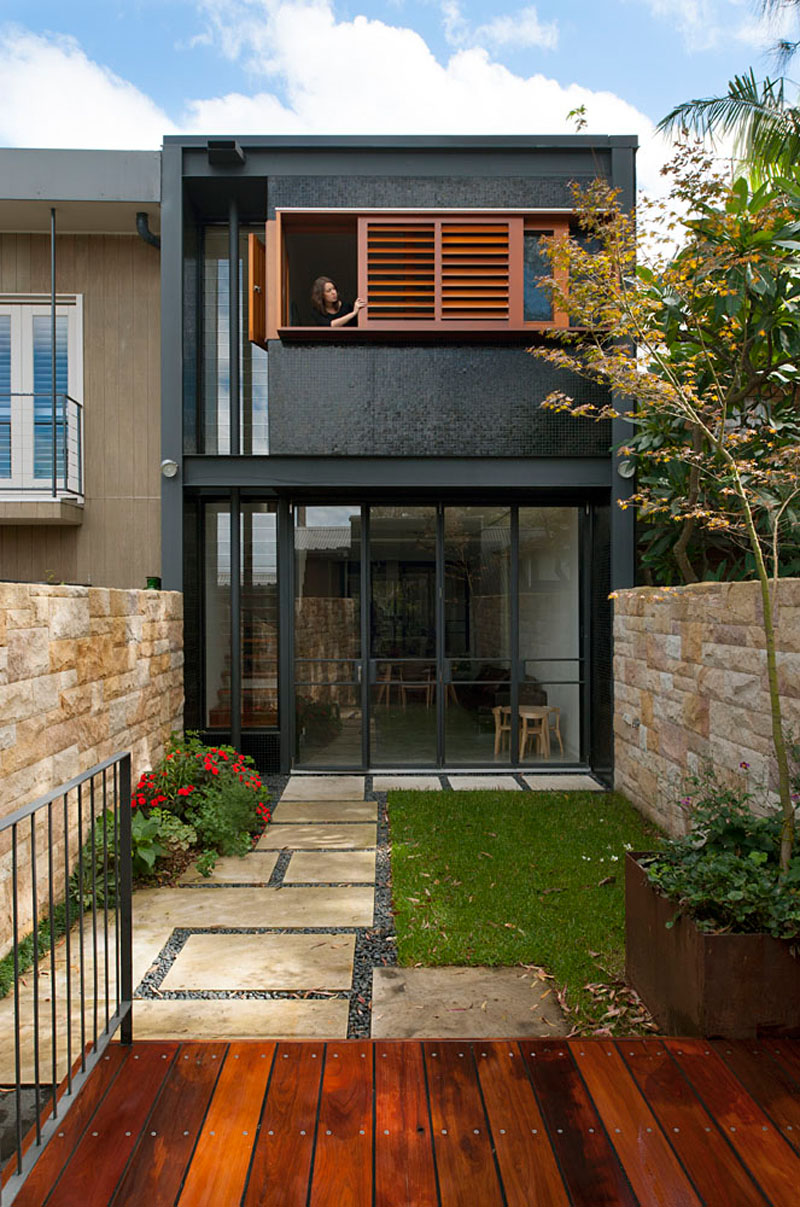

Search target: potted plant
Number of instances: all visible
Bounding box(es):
[626,767,800,1037]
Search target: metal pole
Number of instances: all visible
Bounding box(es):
[230,489,242,750]
[229,197,240,457]
[50,207,57,498]
[118,755,133,1045]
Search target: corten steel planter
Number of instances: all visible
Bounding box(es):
[625,852,800,1039]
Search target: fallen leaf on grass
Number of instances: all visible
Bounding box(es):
[479,851,493,859]
[480,1001,487,1011]
[597,876,616,887]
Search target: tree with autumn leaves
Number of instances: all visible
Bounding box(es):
[531,144,800,871]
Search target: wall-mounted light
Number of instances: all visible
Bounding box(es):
[617,459,636,480]
[160,458,179,479]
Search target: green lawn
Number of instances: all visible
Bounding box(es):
[388,789,662,1032]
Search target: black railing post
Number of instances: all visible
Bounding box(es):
[118,754,133,1045]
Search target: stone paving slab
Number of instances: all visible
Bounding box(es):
[256,824,377,851]
[371,967,567,1039]
[446,775,522,791]
[134,886,374,928]
[127,997,350,1040]
[372,776,442,791]
[272,801,377,823]
[285,851,377,884]
[178,853,280,885]
[280,776,365,801]
[522,774,604,792]
[161,933,356,991]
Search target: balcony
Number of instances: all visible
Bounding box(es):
[0,393,84,525]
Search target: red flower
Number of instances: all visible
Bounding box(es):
[177,785,195,796]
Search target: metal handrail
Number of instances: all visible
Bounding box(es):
[0,393,84,499]
[0,753,132,1205]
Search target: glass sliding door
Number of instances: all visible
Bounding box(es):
[518,507,581,763]
[204,502,232,728]
[370,507,437,766]
[443,506,512,764]
[241,503,278,728]
[294,505,362,767]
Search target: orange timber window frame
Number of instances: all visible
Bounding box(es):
[248,211,570,344]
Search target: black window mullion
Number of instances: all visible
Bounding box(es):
[362,506,370,771]
[510,506,519,766]
[436,504,445,768]
[230,488,242,750]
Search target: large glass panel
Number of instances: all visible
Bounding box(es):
[444,506,511,764]
[523,231,554,322]
[518,507,581,763]
[295,505,361,767]
[241,503,278,728]
[205,502,232,729]
[370,506,437,766]
[32,315,68,479]
[202,227,268,456]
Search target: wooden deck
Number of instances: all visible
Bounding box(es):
[7,1037,800,1205]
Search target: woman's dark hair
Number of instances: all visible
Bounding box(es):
[310,276,335,314]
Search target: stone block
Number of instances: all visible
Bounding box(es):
[7,627,50,681]
[33,673,61,714]
[681,622,703,664]
[682,693,709,737]
[109,589,139,617]
[49,639,79,673]
[89,588,111,617]
[0,680,35,724]
[48,595,89,640]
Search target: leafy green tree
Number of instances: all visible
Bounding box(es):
[530,145,800,871]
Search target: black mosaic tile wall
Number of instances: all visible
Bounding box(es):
[268,344,611,458]
[269,175,593,215]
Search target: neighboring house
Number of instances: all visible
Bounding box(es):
[1,135,637,780]
[0,149,161,587]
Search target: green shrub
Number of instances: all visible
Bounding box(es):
[644,770,800,939]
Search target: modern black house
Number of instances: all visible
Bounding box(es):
[160,134,637,777]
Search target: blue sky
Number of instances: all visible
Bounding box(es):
[1,0,796,190]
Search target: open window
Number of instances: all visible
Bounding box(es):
[249,210,571,340]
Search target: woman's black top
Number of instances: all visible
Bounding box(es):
[311,301,355,327]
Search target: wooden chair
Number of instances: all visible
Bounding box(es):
[492,705,512,755]
[548,706,564,755]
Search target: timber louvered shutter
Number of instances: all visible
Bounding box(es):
[359,216,521,326]
[248,233,268,348]
[363,219,436,319]
[439,220,513,321]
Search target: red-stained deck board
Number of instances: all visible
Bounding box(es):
[621,1039,768,1207]
[571,1040,702,1207]
[667,1038,800,1207]
[475,1041,569,1207]
[712,1040,800,1155]
[44,1042,179,1207]
[244,1042,325,1207]
[11,1037,800,1207]
[521,1042,638,1207]
[110,1041,227,1207]
[309,1043,373,1207]
[10,1044,130,1205]
[178,1042,275,1207]
[374,1041,438,1207]
[424,1041,505,1207]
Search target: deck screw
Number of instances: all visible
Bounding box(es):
[92,1132,99,1137]
[441,1129,447,1135]
[473,1129,479,1135]
[384,1129,389,1135]
[125,1131,131,1137]
[557,1129,563,1134]
[673,1128,679,1133]
[184,1131,189,1136]
[326,1130,332,1136]
[531,1129,538,1134]
[210,1131,215,1136]
[588,1128,594,1134]
[300,1130,306,1135]
[151,1131,157,1137]
[268,1130,274,1136]
[646,1128,652,1133]
[360,1130,365,1135]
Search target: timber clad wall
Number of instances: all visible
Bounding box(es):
[0,232,161,588]
[613,580,800,833]
[0,582,183,953]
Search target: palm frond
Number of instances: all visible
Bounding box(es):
[658,71,800,173]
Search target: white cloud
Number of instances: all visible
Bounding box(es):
[633,0,722,51]
[474,6,559,50]
[442,1,558,50]
[0,5,675,196]
[0,26,175,148]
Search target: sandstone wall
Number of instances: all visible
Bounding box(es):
[0,583,183,955]
[613,579,800,834]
